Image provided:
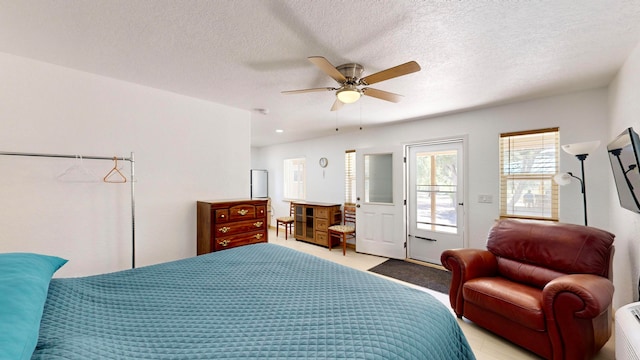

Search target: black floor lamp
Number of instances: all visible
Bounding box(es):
[553,141,600,226]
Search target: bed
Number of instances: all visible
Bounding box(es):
[1,243,475,359]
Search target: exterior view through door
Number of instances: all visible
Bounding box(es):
[407,139,465,265]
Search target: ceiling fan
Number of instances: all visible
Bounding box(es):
[282,56,421,111]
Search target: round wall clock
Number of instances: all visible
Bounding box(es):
[319,157,328,168]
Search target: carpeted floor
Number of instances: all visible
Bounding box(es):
[368,259,452,294]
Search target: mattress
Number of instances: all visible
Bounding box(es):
[33,243,475,359]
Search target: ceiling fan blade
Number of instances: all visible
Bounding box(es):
[362,88,403,103]
[330,98,344,111]
[308,56,347,84]
[359,61,421,86]
[281,87,335,94]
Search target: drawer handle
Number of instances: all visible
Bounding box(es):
[219,226,231,233]
[219,214,225,218]
[218,239,230,247]
[237,209,249,216]
[253,221,263,227]
[254,234,263,240]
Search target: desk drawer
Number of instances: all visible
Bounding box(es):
[316,218,329,231]
[315,231,328,246]
[316,208,329,219]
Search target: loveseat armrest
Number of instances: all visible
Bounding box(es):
[542,274,614,360]
[441,249,498,317]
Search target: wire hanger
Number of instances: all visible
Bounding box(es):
[103,157,127,183]
[57,155,100,183]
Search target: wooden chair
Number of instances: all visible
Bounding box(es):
[276,202,295,240]
[328,205,356,255]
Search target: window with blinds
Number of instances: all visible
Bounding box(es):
[283,157,306,200]
[499,128,559,221]
[345,150,356,205]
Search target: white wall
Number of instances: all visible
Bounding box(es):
[608,41,640,307]
[0,53,251,277]
[254,89,616,287]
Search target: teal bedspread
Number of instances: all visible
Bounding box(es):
[33,243,475,359]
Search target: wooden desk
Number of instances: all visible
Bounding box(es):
[292,201,341,247]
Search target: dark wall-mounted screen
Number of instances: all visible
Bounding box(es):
[607,127,640,213]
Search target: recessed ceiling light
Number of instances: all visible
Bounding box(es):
[275,129,284,133]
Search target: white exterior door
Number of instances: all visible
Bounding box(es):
[407,139,465,265]
[355,146,405,259]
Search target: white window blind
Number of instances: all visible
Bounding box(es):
[345,150,356,205]
[284,158,306,200]
[499,128,559,221]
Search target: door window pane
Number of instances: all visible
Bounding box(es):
[364,153,393,204]
[415,150,458,234]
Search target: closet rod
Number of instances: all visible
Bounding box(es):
[0,150,137,269]
[0,151,131,161]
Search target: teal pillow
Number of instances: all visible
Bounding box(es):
[0,253,67,360]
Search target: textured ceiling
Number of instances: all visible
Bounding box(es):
[1,1,640,147]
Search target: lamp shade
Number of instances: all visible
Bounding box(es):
[561,141,601,156]
[553,173,572,186]
[336,86,361,104]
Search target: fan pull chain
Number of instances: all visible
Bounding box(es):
[359,101,363,130]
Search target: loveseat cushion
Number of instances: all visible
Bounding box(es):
[463,277,545,331]
[487,219,614,278]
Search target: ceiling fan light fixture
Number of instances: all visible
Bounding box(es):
[283,56,420,110]
[336,86,361,104]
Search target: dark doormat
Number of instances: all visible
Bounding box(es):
[368,259,452,294]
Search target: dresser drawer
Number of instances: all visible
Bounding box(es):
[214,218,266,236]
[214,209,230,223]
[214,230,267,251]
[215,205,266,223]
[228,204,257,220]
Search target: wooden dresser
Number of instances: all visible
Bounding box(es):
[197,199,268,254]
[292,201,341,247]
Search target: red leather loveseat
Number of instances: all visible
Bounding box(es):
[441,219,615,360]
